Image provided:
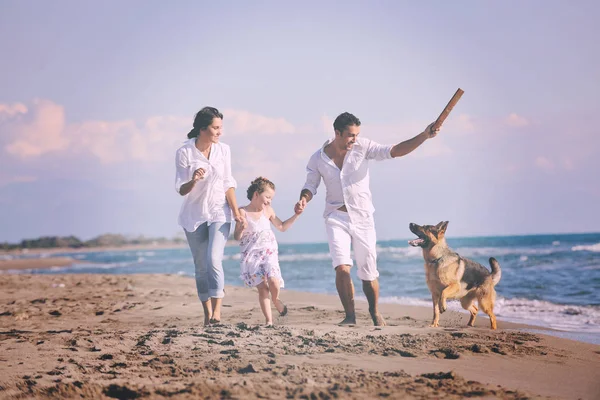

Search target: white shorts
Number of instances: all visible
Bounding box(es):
[325,210,379,281]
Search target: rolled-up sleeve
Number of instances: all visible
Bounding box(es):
[302,152,322,196]
[222,145,237,190]
[175,149,189,194]
[365,139,394,161]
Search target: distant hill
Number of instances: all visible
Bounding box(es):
[0,234,186,251]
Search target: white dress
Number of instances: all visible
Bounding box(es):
[239,211,284,288]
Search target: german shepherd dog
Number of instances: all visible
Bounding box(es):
[408,221,502,329]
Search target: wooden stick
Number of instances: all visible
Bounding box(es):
[432,88,464,131]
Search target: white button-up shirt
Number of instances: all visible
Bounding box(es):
[175,139,237,232]
[302,137,394,226]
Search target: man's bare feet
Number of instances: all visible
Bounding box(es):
[370,311,386,326]
[204,316,211,326]
[338,315,356,325]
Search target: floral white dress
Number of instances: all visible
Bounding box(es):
[239,210,284,288]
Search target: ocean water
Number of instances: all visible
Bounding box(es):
[3,233,600,344]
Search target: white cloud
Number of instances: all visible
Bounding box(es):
[0,100,298,166]
[2,99,68,157]
[562,157,574,171]
[450,113,477,134]
[224,109,295,135]
[535,156,554,171]
[505,113,529,127]
[0,102,28,120]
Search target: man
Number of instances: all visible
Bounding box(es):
[295,112,438,326]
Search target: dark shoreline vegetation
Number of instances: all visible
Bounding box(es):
[0,234,186,251]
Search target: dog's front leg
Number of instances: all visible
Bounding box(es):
[430,294,440,327]
[440,283,461,313]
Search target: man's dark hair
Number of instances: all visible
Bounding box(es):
[333,112,361,133]
[187,107,223,139]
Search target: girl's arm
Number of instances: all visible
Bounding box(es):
[268,206,300,233]
[233,208,248,240]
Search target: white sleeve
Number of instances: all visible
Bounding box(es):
[301,152,322,196]
[175,149,189,194]
[222,145,237,190]
[364,139,394,161]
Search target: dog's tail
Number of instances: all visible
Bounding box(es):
[489,257,502,286]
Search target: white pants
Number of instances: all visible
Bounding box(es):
[325,210,379,281]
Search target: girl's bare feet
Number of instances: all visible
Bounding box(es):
[274,298,287,316]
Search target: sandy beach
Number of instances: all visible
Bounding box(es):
[1,272,599,400]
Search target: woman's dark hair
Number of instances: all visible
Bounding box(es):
[247,177,275,200]
[187,107,223,139]
[333,112,361,133]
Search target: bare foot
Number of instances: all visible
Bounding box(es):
[430,322,439,328]
[370,311,386,327]
[338,315,356,325]
[204,316,211,326]
[274,299,287,316]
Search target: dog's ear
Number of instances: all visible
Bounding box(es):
[436,221,449,235]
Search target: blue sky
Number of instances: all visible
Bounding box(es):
[0,1,599,243]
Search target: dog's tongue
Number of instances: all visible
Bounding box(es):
[408,238,424,247]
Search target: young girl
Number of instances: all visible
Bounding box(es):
[234,177,302,326]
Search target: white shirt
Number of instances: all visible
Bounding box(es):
[302,137,394,225]
[175,139,237,232]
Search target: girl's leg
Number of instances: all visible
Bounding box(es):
[267,276,286,315]
[207,222,230,322]
[257,281,273,325]
[184,224,212,326]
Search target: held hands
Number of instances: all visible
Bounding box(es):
[234,213,247,230]
[294,197,307,215]
[192,168,206,182]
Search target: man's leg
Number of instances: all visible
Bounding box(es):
[362,279,385,326]
[325,211,355,325]
[353,222,386,326]
[335,264,356,324]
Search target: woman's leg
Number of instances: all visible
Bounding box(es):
[257,281,273,325]
[207,221,231,322]
[184,224,212,326]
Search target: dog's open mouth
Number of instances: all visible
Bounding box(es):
[408,238,425,247]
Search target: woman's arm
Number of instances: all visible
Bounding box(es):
[223,145,242,222]
[179,168,205,196]
[233,208,247,240]
[226,187,242,222]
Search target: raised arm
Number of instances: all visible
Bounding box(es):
[390,122,439,158]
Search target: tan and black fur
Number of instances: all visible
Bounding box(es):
[409,221,502,329]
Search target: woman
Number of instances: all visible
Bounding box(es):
[175,106,244,326]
